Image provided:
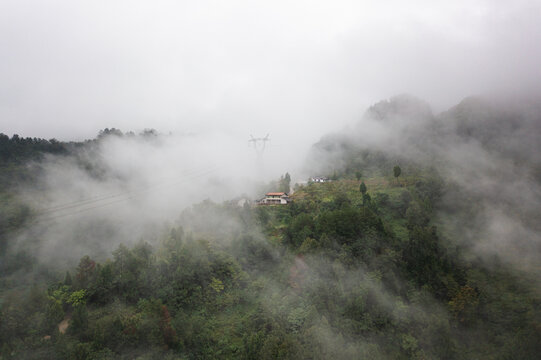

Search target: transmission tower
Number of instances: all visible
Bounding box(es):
[249,134,270,177]
[248,134,270,159]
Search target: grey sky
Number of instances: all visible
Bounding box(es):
[1,0,540,145]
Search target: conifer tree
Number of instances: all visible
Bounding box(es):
[393,165,402,185]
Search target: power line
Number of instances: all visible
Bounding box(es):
[37,166,212,214]
[31,164,227,223]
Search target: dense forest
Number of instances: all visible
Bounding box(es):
[1,96,541,359]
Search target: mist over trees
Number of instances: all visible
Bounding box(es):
[2,0,540,357]
[2,94,541,359]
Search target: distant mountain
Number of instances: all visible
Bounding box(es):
[308,93,541,178]
[439,95,541,172]
[360,93,433,124]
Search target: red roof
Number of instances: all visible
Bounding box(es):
[266,192,286,196]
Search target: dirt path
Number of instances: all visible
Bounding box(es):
[58,317,70,334]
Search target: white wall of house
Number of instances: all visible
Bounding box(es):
[257,193,289,205]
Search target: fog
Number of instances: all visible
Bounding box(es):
[8,130,305,266]
[308,92,541,282]
[1,0,541,151]
[3,2,541,358]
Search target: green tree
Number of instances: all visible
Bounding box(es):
[76,255,96,288]
[280,172,291,193]
[112,243,145,302]
[360,181,367,195]
[449,285,479,324]
[64,271,72,286]
[89,262,114,305]
[360,181,368,207]
[363,193,371,206]
[393,165,401,185]
[70,304,88,335]
[355,171,362,181]
[67,289,87,307]
[403,226,449,298]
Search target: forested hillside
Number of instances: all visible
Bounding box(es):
[1,96,541,359]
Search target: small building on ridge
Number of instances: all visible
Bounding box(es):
[310,176,329,183]
[256,192,290,205]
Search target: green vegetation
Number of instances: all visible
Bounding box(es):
[393,165,401,184]
[279,172,291,194]
[2,113,541,359]
[1,167,540,359]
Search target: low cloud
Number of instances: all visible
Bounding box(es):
[11,130,300,266]
[308,93,541,278]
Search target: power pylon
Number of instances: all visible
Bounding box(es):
[249,134,270,176]
[248,134,270,159]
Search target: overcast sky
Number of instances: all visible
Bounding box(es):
[1,0,540,146]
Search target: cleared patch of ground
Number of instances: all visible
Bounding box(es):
[58,318,70,334]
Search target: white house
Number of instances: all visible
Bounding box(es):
[256,192,290,205]
[310,176,329,183]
